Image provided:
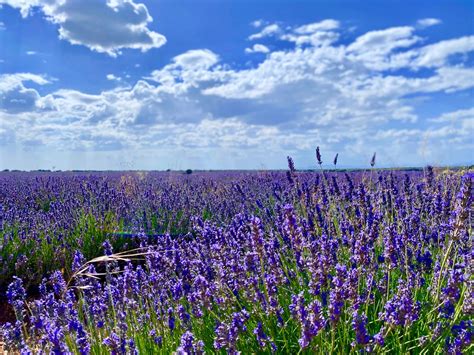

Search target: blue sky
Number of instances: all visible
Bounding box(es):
[0,0,473,170]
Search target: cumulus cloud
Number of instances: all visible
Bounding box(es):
[172,49,219,69]
[245,44,270,54]
[411,36,474,68]
[145,49,223,95]
[346,26,421,70]
[372,108,473,166]
[0,0,166,56]
[0,0,40,17]
[0,73,50,113]
[417,18,442,28]
[348,26,419,53]
[2,20,474,168]
[251,19,264,28]
[429,107,474,123]
[106,74,121,81]
[0,73,50,90]
[248,24,281,40]
[293,19,340,34]
[346,30,474,71]
[277,20,341,48]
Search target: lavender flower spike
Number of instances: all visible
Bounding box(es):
[316,146,322,165]
[370,152,376,167]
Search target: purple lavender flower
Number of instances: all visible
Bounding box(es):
[329,264,347,325]
[370,152,376,167]
[300,299,325,348]
[446,320,472,354]
[102,239,113,256]
[316,146,322,165]
[441,263,465,318]
[6,277,26,320]
[168,307,176,332]
[72,250,86,273]
[176,331,195,354]
[381,281,420,327]
[49,270,67,296]
[290,293,325,348]
[351,311,371,347]
[178,304,191,325]
[176,331,204,354]
[149,329,162,347]
[253,322,268,348]
[1,321,29,352]
[214,323,228,350]
[287,156,296,173]
[128,338,138,355]
[214,309,249,351]
[103,332,121,354]
[373,327,385,347]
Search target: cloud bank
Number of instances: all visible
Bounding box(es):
[1,18,473,169]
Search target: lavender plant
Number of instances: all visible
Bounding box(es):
[0,164,472,354]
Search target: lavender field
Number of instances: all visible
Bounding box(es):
[0,160,472,354]
[2,0,473,353]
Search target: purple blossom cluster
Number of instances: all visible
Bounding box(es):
[0,167,472,353]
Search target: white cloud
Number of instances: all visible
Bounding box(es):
[0,73,50,89]
[146,49,223,94]
[0,0,166,56]
[245,44,270,54]
[0,73,50,113]
[411,36,474,68]
[347,26,421,70]
[347,30,474,71]
[172,49,219,69]
[293,19,340,34]
[251,19,264,28]
[348,26,419,53]
[0,0,41,17]
[372,106,473,165]
[417,18,442,28]
[281,31,339,47]
[279,20,340,48]
[429,107,474,123]
[26,51,37,55]
[0,21,5,30]
[106,74,121,81]
[248,24,281,40]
